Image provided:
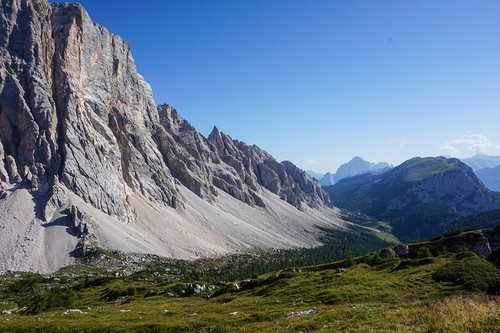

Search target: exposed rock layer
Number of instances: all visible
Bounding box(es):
[0,0,337,273]
[0,0,330,221]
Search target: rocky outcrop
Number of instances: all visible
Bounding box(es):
[386,160,500,217]
[208,127,330,209]
[0,0,330,223]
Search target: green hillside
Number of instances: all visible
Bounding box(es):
[445,209,500,233]
[1,228,499,333]
[324,157,500,242]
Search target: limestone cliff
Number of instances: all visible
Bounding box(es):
[0,0,339,273]
[0,0,330,220]
[0,0,179,223]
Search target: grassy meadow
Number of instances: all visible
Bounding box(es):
[1,230,499,332]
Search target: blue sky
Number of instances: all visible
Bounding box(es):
[52,0,500,172]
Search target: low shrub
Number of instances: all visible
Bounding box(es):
[433,256,500,294]
[8,274,77,314]
[393,257,436,271]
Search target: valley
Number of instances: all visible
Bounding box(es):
[0,229,499,332]
[0,0,499,331]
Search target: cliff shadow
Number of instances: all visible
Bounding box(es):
[41,208,79,237]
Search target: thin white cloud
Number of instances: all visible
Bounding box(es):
[308,160,319,165]
[389,139,408,147]
[440,133,496,157]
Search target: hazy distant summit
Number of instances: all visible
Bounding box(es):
[316,156,392,186]
[475,166,500,192]
[335,156,392,181]
[460,154,500,192]
[461,154,500,171]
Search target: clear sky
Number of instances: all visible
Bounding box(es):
[50,0,500,173]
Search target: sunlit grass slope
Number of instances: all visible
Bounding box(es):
[0,230,499,332]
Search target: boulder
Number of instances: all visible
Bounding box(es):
[393,244,410,258]
[379,248,397,259]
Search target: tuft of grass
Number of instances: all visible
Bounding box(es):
[424,295,500,333]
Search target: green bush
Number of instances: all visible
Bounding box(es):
[416,246,433,259]
[433,256,500,293]
[392,257,436,271]
[8,274,77,314]
[101,286,147,301]
[44,287,77,309]
[8,273,44,294]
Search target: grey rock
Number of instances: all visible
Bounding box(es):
[239,279,252,289]
[469,239,492,256]
[393,244,409,258]
[285,307,317,318]
[1,0,180,222]
[183,283,207,295]
[379,248,397,259]
[70,205,92,237]
[483,228,500,251]
[193,284,206,294]
[463,230,496,256]
[5,156,21,184]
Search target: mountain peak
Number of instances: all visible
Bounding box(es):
[350,156,366,162]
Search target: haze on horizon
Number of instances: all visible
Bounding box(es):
[49,0,500,172]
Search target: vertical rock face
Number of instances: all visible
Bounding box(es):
[0,0,331,223]
[0,0,179,222]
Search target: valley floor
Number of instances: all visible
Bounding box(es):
[0,255,499,333]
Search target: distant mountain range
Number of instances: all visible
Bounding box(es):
[459,154,500,192]
[475,165,500,192]
[323,156,500,242]
[307,156,392,186]
[305,170,324,180]
[311,154,500,191]
[461,154,500,171]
